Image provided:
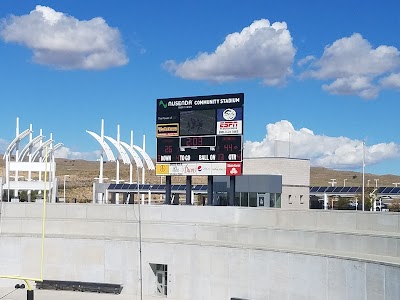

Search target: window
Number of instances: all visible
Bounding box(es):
[300,195,304,204]
[288,194,292,204]
[240,192,249,207]
[234,192,240,206]
[275,193,282,208]
[150,263,168,296]
[269,193,275,207]
[249,192,257,207]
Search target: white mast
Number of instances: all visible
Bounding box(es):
[99,119,105,185]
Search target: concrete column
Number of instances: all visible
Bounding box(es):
[207,176,213,205]
[229,176,235,206]
[165,176,171,204]
[186,176,192,205]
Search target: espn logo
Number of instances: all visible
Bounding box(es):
[219,121,238,129]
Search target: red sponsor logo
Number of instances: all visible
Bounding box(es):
[219,121,238,129]
[226,162,242,176]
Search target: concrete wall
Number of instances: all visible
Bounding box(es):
[243,157,310,209]
[0,203,399,300]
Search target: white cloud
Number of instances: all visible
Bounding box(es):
[164,19,296,86]
[322,76,379,99]
[380,73,400,89]
[0,5,128,70]
[297,55,315,67]
[301,33,400,98]
[54,146,100,160]
[244,120,400,169]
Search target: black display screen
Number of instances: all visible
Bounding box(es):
[180,136,216,148]
[179,110,216,136]
[157,135,242,163]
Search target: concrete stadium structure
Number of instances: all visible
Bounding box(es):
[104,157,310,209]
[243,157,310,209]
[0,203,400,300]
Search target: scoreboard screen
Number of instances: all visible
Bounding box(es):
[157,135,242,163]
[156,93,244,175]
[179,110,216,136]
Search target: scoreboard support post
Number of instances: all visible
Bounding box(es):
[165,176,172,205]
[229,176,236,206]
[186,176,192,205]
[207,175,213,205]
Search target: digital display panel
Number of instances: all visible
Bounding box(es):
[179,110,216,136]
[157,135,242,163]
[180,136,215,148]
[156,93,244,172]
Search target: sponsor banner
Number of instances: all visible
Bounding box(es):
[181,163,198,175]
[217,107,243,121]
[195,163,212,175]
[156,164,170,175]
[160,162,228,176]
[196,163,225,175]
[226,162,242,176]
[156,123,179,137]
[217,120,243,135]
[210,162,226,175]
[169,163,183,175]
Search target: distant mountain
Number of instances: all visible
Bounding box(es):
[1,158,400,201]
[310,167,400,187]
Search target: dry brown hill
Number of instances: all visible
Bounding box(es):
[1,159,400,202]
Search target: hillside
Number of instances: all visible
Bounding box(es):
[1,158,400,202]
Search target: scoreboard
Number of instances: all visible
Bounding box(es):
[156,93,244,176]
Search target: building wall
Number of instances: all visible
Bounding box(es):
[243,157,310,209]
[0,203,399,300]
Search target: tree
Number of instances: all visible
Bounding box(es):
[355,187,375,211]
[390,199,400,212]
[336,196,351,210]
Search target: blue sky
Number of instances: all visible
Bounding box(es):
[1,1,400,175]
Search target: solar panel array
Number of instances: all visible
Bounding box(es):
[108,184,400,195]
[310,186,400,195]
[107,183,208,192]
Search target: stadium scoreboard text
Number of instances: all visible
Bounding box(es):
[156,93,244,176]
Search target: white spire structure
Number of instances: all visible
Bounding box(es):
[120,138,144,183]
[86,120,116,179]
[2,118,61,203]
[88,120,155,204]
[87,119,116,203]
[104,125,132,204]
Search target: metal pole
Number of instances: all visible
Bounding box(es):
[136,167,143,300]
[362,141,365,211]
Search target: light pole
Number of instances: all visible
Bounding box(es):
[374,178,379,188]
[329,179,337,187]
[362,140,366,211]
[63,175,70,201]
